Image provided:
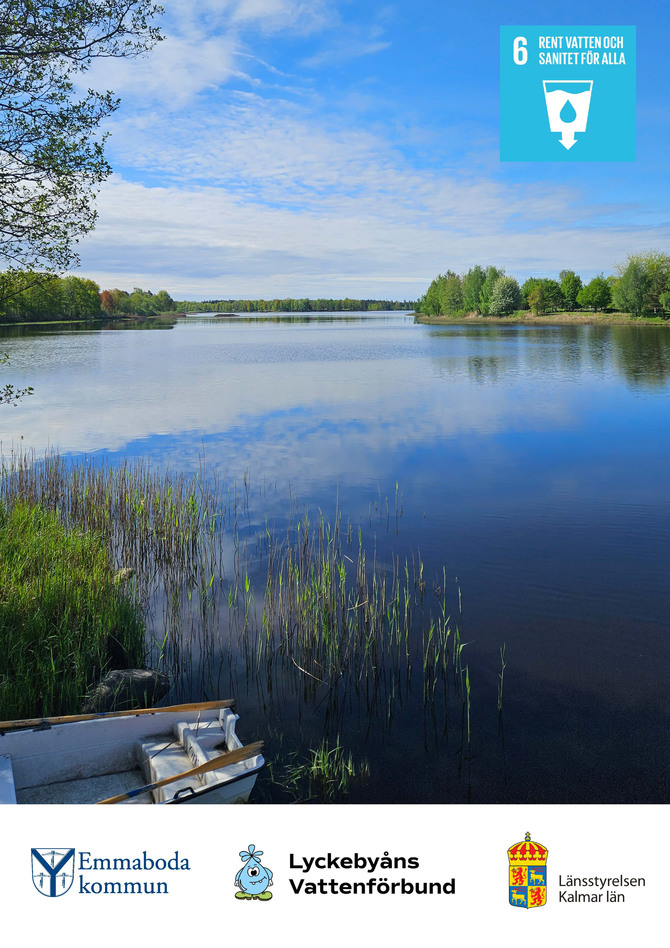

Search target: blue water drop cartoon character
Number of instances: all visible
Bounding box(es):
[235,844,273,900]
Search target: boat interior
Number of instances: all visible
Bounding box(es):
[0,708,252,804]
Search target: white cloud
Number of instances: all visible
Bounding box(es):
[76,168,670,299]
[66,3,670,299]
[229,0,334,34]
[301,38,391,67]
[82,34,244,109]
[76,0,334,108]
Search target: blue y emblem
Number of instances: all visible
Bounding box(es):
[31,848,75,897]
[235,843,273,900]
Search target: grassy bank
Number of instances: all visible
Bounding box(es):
[0,501,145,720]
[414,310,670,326]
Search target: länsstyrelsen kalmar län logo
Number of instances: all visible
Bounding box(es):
[235,844,273,900]
[31,848,76,897]
[508,832,548,908]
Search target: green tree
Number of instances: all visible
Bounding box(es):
[462,265,486,313]
[527,283,547,316]
[559,270,583,311]
[110,288,131,314]
[440,271,463,314]
[156,289,175,313]
[612,258,650,317]
[489,276,522,316]
[524,278,563,314]
[543,279,564,311]
[478,266,504,315]
[417,281,438,315]
[61,276,102,319]
[521,277,540,309]
[641,252,670,313]
[128,287,161,315]
[418,273,452,315]
[577,274,611,312]
[628,252,670,314]
[0,1,163,281]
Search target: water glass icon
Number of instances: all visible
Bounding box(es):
[542,80,593,150]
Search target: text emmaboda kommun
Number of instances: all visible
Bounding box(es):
[288,852,455,896]
[77,851,190,895]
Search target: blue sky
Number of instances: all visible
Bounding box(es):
[74,0,670,300]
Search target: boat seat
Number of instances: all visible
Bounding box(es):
[139,718,232,804]
[0,754,17,805]
[139,738,195,803]
[178,713,238,757]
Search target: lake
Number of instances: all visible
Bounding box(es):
[2,313,669,804]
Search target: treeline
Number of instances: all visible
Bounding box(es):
[0,272,103,322]
[100,286,176,316]
[418,252,670,318]
[0,272,178,322]
[173,298,415,313]
[0,272,413,322]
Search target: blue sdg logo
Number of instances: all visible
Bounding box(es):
[500,26,636,161]
[31,848,76,897]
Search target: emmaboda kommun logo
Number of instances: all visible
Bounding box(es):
[508,832,548,909]
[32,849,76,897]
[31,849,190,896]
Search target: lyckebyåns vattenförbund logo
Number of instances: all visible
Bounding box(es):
[500,26,635,161]
[235,843,273,900]
[32,848,76,897]
[508,832,548,909]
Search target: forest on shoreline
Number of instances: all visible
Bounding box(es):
[3,251,670,325]
[0,272,414,323]
[418,252,670,319]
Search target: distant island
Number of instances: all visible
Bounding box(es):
[175,297,416,315]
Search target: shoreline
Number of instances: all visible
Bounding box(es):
[0,313,177,328]
[3,310,670,329]
[413,311,670,326]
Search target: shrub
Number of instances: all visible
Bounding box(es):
[489,277,522,316]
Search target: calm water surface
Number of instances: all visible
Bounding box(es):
[2,313,669,803]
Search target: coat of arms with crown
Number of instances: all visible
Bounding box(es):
[508,832,548,908]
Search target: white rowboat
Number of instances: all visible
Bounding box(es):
[0,701,264,805]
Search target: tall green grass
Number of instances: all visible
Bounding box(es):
[1,449,501,762]
[0,501,145,719]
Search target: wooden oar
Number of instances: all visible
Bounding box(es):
[96,741,264,804]
[0,699,236,732]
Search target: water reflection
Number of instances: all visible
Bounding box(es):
[427,323,670,389]
[1,315,669,802]
[610,325,670,389]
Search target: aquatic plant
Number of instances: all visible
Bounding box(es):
[498,643,507,712]
[1,449,503,763]
[271,735,370,802]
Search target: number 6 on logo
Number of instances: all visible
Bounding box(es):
[513,36,527,65]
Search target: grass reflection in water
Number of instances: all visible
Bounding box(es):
[1,449,503,802]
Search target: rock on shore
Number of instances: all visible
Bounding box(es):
[81,668,171,713]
